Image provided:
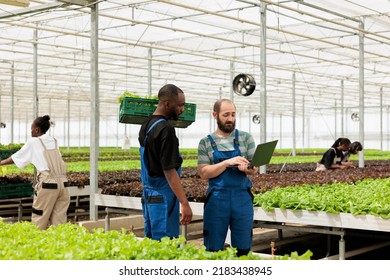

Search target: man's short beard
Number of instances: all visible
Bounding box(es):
[169,107,179,120]
[217,118,235,133]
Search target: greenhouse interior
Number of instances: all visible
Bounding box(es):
[0,0,390,261]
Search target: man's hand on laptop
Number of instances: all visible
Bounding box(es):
[225,156,249,167]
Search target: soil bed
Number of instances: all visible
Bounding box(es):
[99,160,390,202]
[2,160,390,202]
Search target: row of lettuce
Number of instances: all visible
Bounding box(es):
[0,220,312,260]
[2,177,388,260]
[253,177,390,219]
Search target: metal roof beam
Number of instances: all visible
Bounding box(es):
[0,1,68,19]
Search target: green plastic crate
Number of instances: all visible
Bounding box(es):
[119,97,196,128]
[0,183,34,199]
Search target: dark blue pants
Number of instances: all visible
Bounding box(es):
[203,188,253,253]
[142,186,179,240]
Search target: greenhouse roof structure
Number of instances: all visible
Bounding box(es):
[0,0,389,122]
[1,0,388,220]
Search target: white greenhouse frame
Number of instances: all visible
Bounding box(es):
[0,0,389,219]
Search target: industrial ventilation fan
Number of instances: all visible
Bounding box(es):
[232,73,256,96]
[351,112,359,122]
[252,114,262,124]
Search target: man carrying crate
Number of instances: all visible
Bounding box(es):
[138,84,193,240]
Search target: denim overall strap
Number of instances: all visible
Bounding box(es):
[140,118,166,186]
[207,129,251,190]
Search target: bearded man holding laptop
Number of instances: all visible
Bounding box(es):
[197,98,277,257]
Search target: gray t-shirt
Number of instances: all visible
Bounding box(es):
[198,130,256,165]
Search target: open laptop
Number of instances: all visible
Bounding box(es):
[248,139,278,169]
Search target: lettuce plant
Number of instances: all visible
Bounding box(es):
[0,220,311,260]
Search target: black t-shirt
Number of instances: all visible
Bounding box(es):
[138,115,182,177]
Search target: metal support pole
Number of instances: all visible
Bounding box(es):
[345,107,349,135]
[334,100,337,138]
[18,201,23,222]
[180,225,188,247]
[230,61,234,101]
[10,62,14,144]
[387,107,389,150]
[209,110,213,134]
[25,112,28,142]
[78,106,81,149]
[148,48,152,96]
[18,118,20,143]
[292,72,296,156]
[33,26,38,120]
[63,112,66,145]
[341,80,344,136]
[105,207,110,232]
[249,112,252,134]
[327,234,332,257]
[358,20,365,168]
[33,27,38,185]
[74,196,80,222]
[48,98,52,137]
[279,114,282,148]
[380,87,383,151]
[90,3,99,221]
[302,96,305,153]
[307,116,311,148]
[339,235,345,260]
[259,2,267,173]
[67,91,70,151]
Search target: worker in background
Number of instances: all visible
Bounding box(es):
[342,141,363,167]
[0,115,69,230]
[138,84,192,240]
[197,99,258,257]
[315,137,353,171]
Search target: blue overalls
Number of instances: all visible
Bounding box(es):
[203,129,254,256]
[140,119,181,240]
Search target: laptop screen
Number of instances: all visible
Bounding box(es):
[248,140,278,168]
